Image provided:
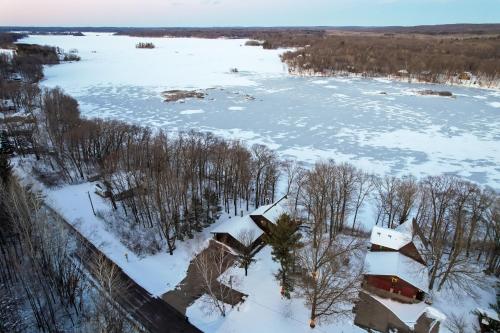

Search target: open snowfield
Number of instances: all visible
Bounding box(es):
[21,33,500,189]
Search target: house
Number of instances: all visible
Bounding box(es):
[476,307,500,333]
[211,215,265,252]
[370,225,426,265]
[211,197,288,252]
[354,292,445,333]
[0,99,16,113]
[249,197,287,233]
[363,251,428,302]
[354,220,445,332]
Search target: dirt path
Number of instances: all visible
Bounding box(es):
[162,240,247,315]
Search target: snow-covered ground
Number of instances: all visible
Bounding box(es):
[187,246,365,333]
[187,245,497,333]
[12,156,498,333]
[13,157,238,297]
[20,33,500,190]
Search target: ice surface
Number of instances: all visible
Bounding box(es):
[20,33,500,190]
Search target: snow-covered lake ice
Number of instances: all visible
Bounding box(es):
[22,33,500,189]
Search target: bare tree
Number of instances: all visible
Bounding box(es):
[298,236,364,328]
[193,244,235,317]
[351,170,373,232]
[236,229,256,276]
[91,255,135,333]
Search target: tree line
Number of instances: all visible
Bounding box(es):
[279,34,500,85]
[278,160,499,326]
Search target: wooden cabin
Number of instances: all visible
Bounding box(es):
[249,199,286,233]
[354,221,444,333]
[354,291,444,333]
[211,215,264,253]
[363,251,428,303]
[370,225,426,265]
[476,307,500,333]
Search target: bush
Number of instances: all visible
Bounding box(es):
[135,42,155,49]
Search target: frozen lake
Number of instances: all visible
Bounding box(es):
[22,34,500,189]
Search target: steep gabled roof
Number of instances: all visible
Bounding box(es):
[364,251,429,293]
[211,215,264,244]
[249,202,286,225]
[370,225,412,250]
[367,292,445,330]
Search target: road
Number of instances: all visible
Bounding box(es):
[45,205,203,333]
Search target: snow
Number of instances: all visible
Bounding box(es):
[0,48,15,59]
[364,251,429,293]
[19,34,500,191]
[211,215,264,244]
[249,202,286,225]
[12,159,235,297]
[20,33,287,92]
[180,109,205,115]
[477,307,500,322]
[187,246,365,333]
[228,106,246,111]
[370,225,412,250]
[367,292,444,329]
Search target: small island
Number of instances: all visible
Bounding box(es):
[418,90,453,97]
[161,89,206,102]
[136,42,155,49]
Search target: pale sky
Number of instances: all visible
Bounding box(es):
[0,0,499,27]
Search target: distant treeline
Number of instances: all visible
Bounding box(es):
[279,34,500,83]
[0,32,27,47]
[0,38,60,82]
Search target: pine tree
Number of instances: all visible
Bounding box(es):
[0,154,12,186]
[264,213,302,298]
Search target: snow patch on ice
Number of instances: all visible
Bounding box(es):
[180,109,205,115]
[228,106,246,111]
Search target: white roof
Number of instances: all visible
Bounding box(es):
[477,307,500,322]
[211,215,264,244]
[364,251,429,293]
[370,225,412,250]
[250,202,286,225]
[395,220,413,235]
[368,293,445,329]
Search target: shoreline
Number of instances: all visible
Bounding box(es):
[285,67,500,91]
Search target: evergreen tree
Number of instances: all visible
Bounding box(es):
[0,154,12,186]
[264,213,302,298]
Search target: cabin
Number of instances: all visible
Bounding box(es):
[476,307,500,333]
[363,251,428,302]
[211,215,264,253]
[354,221,445,332]
[0,99,16,113]
[249,199,286,233]
[211,197,288,253]
[370,225,426,265]
[354,291,445,333]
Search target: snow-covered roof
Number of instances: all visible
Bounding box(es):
[368,292,445,329]
[0,99,15,108]
[370,225,412,250]
[364,251,429,293]
[250,202,286,225]
[477,307,500,322]
[211,215,264,244]
[395,220,413,235]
